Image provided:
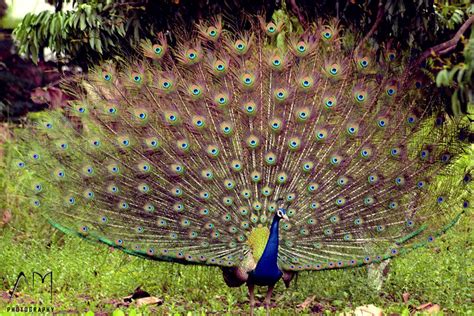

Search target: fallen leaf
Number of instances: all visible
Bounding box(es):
[297,295,316,309]
[354,304,383,316]
[1,210,12,226]
[135,296,163,307]
[402,292,410,303]
[417,302,441,313]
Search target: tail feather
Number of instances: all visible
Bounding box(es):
[11,15,471,271]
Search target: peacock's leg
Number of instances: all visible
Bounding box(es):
[264,285,274,312]
[248,283,255,316]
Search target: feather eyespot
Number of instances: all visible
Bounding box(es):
[360,148,371,158]
[144,203,155,212]
[301,79,311,88]
[190,86,202,97]
[33,183,42,192]
[307,183,318,193]
[243,101,257,116]
[269,118,283,132]
[235,41,245,51]
[264,152,277,165]
[288,137,301,151]
[276,172,287,184]
[323,96,336,108]
[220,122,233,135]
[132,75,142,83]
[368,174,379,184]
[346,124,358,136]
[301,161,313,172]
[297,107,311,122]
[274,88,288,101]
[153,45,162,55]
[296,41,307,53]
[265,22,280,35]
[358,58,369,68]
[309,202,320,210]
[321,29,332,40]
[207,26,218,38]
[377,118,387,128]
[231,160,242,172]
[251,171,261,182]
[241,73,255,87]
[395,176,405,185]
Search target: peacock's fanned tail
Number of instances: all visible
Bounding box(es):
[12,16,471,271]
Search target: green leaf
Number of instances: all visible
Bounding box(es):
[436,69,449,87]
[451,91,462,116]
[80,13,86,31]
[49,15,57,35]
[90,30,96,50]
[30,43,38,64]
[96,36,103,54]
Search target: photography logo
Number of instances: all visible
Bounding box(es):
[6,271,54,313]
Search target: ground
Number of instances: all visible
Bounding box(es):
[0,210,472,315]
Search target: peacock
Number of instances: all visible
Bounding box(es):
[10,14,472,314]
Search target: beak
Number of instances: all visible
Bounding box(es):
[282,214,289,222]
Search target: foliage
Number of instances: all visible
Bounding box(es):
[435,0,474,30]
[9,0,466,65]
[12,1,145,65]
[436,25,474,119]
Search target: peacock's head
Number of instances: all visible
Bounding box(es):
[276,208,289,221]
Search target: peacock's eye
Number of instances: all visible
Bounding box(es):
[104,74,111,81]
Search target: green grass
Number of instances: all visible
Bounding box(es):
[0,212,472,315]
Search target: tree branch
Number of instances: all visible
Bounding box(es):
[355,0,384,54]
[286,0,306,27]
[415,15,474,66]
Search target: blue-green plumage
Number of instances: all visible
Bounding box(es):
[248,211,285,286]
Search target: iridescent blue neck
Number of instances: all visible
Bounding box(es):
[255,214,281,270]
